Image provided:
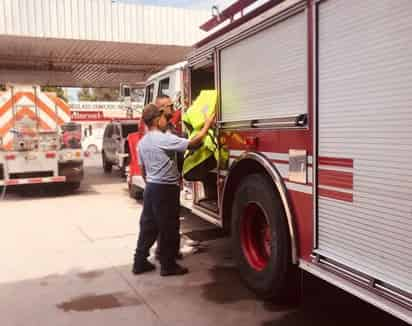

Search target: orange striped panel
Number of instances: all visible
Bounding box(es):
[0,108,51,137]
[22,93,65,125]
[0,93,24,118]
[45,94,71,116]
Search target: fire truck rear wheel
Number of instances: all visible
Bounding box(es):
[120,158,130,178]
[128,183,143,201]
[231,173,293,301]
[67,182,81,192]
[102,152,112,173]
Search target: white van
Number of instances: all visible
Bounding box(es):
[82,128,104,154]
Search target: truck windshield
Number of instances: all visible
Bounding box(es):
[121,124,138,137]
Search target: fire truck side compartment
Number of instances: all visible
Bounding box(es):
[315,0,412,299]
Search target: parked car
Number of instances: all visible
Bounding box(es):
[102,120,139,176]
[82,129,104,154]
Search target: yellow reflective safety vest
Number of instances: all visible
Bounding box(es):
[182,90,228,181]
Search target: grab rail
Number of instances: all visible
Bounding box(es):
[218,113,307,130]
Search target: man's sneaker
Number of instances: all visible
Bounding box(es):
[132,260,156,275]
[160,264,189,277]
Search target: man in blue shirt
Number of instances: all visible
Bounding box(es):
[133,103,215,276]
[154,95,184,261]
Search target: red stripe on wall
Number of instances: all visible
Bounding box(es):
[318,169,353,190]
[319,188,353,203]
[319,157,353,168]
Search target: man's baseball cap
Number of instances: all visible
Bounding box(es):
[142,103,163,126]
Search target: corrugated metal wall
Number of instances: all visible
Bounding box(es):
[0,0,208,45]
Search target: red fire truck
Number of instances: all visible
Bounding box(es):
[131,0,412,322]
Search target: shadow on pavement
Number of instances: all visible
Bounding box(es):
[200,265,257,304]
[261,272,408,326]
[2,263,406,326]
[0,251,407,326]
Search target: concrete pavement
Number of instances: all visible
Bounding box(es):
[0,156,406,326]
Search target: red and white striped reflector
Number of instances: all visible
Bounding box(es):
[3,176,66,186]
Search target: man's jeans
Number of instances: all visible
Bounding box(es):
[134,183,180,269]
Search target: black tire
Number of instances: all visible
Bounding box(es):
[231,173,296,301]
[135,189,143,200]
[128,183,143,201]
[120,164,127,178]
[120,157,130,178]
[67,182,81,192]
[0,186,6,199]
[102,152,112,173]
[128,183,136,198]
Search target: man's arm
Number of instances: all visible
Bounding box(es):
[158,113,216,153]
[187,113,215,149]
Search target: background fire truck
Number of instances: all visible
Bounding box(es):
[0,85,83,193]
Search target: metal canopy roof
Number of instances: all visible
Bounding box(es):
[0,35,193,87]
[0,0,209,87]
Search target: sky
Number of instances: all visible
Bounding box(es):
[67,88,79,102]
